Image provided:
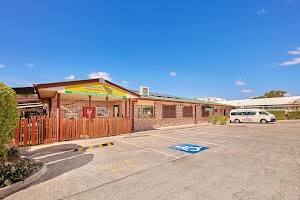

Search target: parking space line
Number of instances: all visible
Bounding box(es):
[151,134,220,145]
[45,154,84,165]
[32,150,74,160]
[113,137,180,159]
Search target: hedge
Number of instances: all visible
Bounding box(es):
[269,110,286,120]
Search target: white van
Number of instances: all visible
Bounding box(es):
[229,109,276,124]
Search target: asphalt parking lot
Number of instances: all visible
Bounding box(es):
[5,121,300,200]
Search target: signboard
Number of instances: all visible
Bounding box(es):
[65,82,127,98]
[168,144,208,154]
[83,107,96,118]
[96,107,107,117]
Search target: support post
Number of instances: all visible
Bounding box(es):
[125,99,128,117]
[194,105,197,124]
[88,95,92,119]
[56,93,61,142]
[106,97,109,118]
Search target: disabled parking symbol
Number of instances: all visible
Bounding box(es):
[168,144,208,154]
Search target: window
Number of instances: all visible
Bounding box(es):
[183,106,193,117]
[259,111,269,115]
[163,105,176,118]
[138,106,154,118]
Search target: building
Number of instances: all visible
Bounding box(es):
[12,78,233,147]
[222,96,300,111]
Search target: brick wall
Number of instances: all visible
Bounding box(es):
[133,102,196,131]
[50,98,124,118]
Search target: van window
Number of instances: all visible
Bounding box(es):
[259,111,268,115]
[231,112,237,116]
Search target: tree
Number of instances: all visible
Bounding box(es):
[255,90,287,98]
[0,82,20,162]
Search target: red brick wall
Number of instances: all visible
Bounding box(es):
[50,99,124,118]
[133,102,197,131]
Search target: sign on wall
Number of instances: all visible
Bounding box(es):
[65,82,127,98]
[83,107,96,118]
[96,107,107,117]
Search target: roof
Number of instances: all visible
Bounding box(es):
[12,87,36,94]
[222,96,300,106]
[34,78,140,98]
[131,90,227,106]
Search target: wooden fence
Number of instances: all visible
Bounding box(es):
[13,117,131,147]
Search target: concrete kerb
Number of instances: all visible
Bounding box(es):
[0,163,47,199]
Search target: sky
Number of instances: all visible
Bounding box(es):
[1,0,300,100]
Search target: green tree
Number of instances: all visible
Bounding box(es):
[256,90,287,98]
[0,83,20,162]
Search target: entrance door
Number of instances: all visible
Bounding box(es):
[113,105,119,117]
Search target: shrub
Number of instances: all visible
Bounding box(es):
[286,111,300,119]
[0,83,20,162]
[0,158,42,188]
[218,116,227,125]
[269,110,286,120]
[211,116,219,124]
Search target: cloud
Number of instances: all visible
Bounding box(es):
[285,0,296,5]
[241,89,253,93]
[0,64,5,68]
[170,72,177,76]
[27,64,35,67]
[280,57,300,66]
[235,79,246,86]
[88,72,112,81]
[122,80,129,84]
[187,77,194,80]
[288,47,300,55]
[257,8,268,15]
[65,75,75,80]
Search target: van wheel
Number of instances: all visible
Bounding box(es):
[234,119,240,123]
[260,119,268,124]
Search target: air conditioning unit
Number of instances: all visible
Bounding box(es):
[139,86,150,97]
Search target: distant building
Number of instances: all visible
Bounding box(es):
[222,96,300,111]
[196,97,226,102]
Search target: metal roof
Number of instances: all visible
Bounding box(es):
[222,96,300,106]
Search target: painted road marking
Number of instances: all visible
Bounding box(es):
[32,149,74,160]
[74,142,114,152]
[152,134,219,145]
[168,144,208,154]
[45,154,84,165]
[113,137,180,158]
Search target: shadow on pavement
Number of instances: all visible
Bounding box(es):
[20,144,94,186]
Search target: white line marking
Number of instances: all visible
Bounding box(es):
[113,137,180,159]
[151,134,219,145]
[33,150,74,160]
[44,154,83,165]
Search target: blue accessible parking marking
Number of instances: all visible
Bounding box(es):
[168,144,209,154]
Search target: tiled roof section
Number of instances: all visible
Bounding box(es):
[131,90,226,105]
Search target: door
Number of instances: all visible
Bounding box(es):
[113,105,119,117]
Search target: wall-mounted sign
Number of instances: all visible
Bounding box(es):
[65,82,127,98]
[61,105,81,118]
[83,107,96,118]
[96,107,107,117]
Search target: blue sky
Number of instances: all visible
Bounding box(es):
[1,0,300,100]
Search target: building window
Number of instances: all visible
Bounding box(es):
[138,106,154,118]
[163,105,176,118]
[183,106,193,117]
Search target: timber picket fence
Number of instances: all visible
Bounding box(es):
[13,117,131,147]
